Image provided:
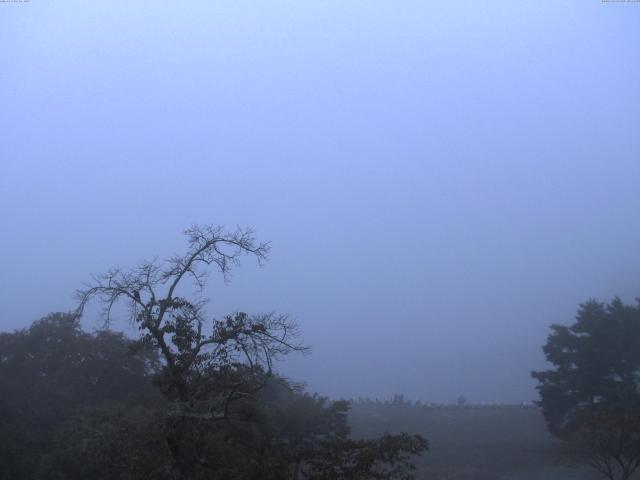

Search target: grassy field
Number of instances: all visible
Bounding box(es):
[348,404,603,480]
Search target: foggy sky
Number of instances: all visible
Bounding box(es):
[1,1,640,403]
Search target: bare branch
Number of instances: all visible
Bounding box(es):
[75,224,302,423]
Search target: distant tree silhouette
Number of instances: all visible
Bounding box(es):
[532,297,640,480]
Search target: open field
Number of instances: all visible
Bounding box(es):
[348,405,603,480]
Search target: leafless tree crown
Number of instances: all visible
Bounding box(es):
[75,224,306,387]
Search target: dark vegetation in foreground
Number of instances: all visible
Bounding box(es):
[0,312,425,480]
[0,225,426,480]
[0,313,593,480]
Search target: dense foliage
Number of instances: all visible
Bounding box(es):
[0,312,160,479]
[532,297,640,480]
[0,314,426,480]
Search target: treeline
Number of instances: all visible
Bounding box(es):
[347,395,536,409]
[0,312,426,480]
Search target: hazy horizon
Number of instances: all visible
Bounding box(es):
[2,1,640,404]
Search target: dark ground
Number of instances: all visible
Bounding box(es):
[348,404,604,480]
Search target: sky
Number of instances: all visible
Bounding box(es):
[1,1,640,403]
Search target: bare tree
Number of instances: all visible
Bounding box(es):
[75,224,307,477]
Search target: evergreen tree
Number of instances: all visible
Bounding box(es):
[532,297,640,480]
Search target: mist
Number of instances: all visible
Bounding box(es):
[2,0,639,409]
